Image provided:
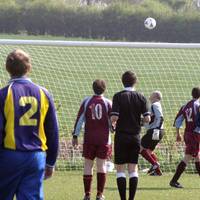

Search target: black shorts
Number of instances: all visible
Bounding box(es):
[141,129,164,151]
[114,133,140,164]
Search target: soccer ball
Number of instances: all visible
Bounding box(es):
[144,17,156,30]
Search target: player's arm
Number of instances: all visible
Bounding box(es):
[152,104,164,129]
[72,98,87,147]
[194,106,200,134]
[43,93,59,179]
[110,93,119,131]
[174,106,184,142]
[0,92,5,146]
[141,95,151,123]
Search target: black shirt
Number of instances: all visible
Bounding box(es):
[111,88,149,135]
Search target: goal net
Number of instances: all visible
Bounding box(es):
[0,40,199,173]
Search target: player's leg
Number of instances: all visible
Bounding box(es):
[0,150,23,200]
[194,153,200,175]
[95,144,112,200]
[16,151,46,200]
[96,158,107,200]
[114,134,129,200]
[140,129,162,175]
[82,144,95,200]
[127,135,140,200]
[194,134,200,175]
[116,164,127,200]
[170,154,192,188]
[127,164,138,200]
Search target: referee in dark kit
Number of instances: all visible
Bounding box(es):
[111,71,150,200]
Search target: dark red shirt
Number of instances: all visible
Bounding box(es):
[73,95,112,145]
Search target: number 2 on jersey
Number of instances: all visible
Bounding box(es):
[19,96,38,126]
[185,108,193,122]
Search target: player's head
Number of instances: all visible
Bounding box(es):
[6,49,31,78]
[150,90,162,103]
[122,71,137,87]
[93,79,106,95]
[191,87,200,99]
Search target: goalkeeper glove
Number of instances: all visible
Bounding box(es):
[152,129,160,140]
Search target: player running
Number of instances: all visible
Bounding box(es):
[72,79,112,200]
[170,87,200,188]
[140,91,164,176]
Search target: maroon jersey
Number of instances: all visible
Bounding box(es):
[73,95,112,145]
[174,99,200,133]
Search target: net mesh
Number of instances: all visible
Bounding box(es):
[0,41,199,173]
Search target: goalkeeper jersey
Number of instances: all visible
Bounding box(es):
[0,77,59,166]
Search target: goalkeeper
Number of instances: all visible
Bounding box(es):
[140,91,164,176]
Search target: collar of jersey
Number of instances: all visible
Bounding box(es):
[9,77,32,84]
[124,87,135,91]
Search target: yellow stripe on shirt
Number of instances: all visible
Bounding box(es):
[4,85,16,149]
[39,89,49,151]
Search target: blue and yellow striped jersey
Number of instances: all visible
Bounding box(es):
[0,77,59,166]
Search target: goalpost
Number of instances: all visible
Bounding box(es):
[0,39,200,173]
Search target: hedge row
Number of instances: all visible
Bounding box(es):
[0,1,200,42]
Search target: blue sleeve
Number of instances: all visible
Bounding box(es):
[174,114,184,128]
[194,107,200,133]
[0,88,7,148]
[44,93,59,167]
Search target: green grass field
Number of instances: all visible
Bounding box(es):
[44,171,200,200]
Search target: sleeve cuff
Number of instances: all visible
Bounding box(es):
[143,112,150,117]
[110,112,119,116]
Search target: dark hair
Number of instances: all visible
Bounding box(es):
[93,79,106,95]
[122,71,137,87]
[192,87,200,99]
[6,49,31,77]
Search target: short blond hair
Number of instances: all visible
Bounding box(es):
[6,49,31,77]
[152,90,162,100]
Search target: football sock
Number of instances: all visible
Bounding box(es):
[195,162,200,175]
[97,173,106,196]
[129,172,138,200]
[141,149,157,165]
[83,175,93,197]
[171,161,186,183]
[116,173,126,200]
[151,152,158,162]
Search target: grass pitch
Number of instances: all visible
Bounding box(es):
[44,171,200,200]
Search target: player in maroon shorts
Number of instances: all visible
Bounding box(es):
[170,87,200,188]
[72,79,112,200]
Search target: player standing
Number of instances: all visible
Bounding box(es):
[72,79,112,200]
[140,91,164,176]
[169,87,200,188]
[110,71,150,200]
[0,49,59,199]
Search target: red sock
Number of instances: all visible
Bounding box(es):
[97,173,106,196]
[195,162,200,175]
[83,175,92,196]
[151,152,158,162]
[141,149,157,165]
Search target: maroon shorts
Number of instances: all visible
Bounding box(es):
[184,132,200,157]
[83,143,112,160]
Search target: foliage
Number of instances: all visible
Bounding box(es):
[0,0,200,42]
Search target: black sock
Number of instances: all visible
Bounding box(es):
[128,177,138,200]
[195,162,200,176]
[171,161,186,183]
[117,177,126,200]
